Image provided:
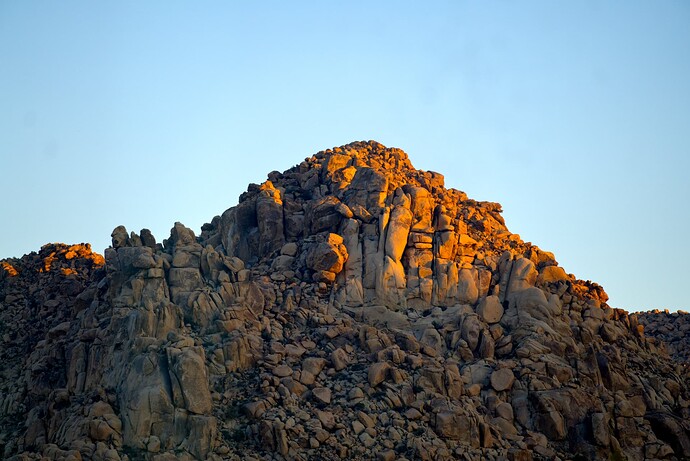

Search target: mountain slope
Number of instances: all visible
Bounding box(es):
[1,141,688,461]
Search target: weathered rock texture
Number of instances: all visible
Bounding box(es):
[1,141,689,461]
[639,310,690,364]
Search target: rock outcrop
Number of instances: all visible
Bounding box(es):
[1,141,689,461]
[639,310,690,364]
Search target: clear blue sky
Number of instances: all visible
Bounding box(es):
[1,2,688,312]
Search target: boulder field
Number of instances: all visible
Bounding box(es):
[1,141,688,461]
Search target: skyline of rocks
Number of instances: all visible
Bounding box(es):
[1,141,688,460]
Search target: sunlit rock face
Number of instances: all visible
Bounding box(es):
[1,141,689,461]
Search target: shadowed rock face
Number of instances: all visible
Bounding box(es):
[1,141,689,461]
[639,310,690,364]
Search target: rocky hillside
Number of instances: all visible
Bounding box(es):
[639,310,690,364]
[1,141,689,461]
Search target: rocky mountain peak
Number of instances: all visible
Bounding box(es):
[195,140,605,312]
[1,142,688,461]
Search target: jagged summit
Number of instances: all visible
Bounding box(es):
[194,140,606,311]
[1,142,689,461]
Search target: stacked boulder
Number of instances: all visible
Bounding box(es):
[1,141,689,461]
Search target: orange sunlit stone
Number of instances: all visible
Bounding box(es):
[39,244,105,273]
[41,252,57,272]
[1,261,19,277]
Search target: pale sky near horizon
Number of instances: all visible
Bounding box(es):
[1,2,688,312]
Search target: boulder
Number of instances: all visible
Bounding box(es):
[432,410,479,446]
[385,205,413,262]
[477,295,504,324]
[490,368,515,392]
[343,167,389,212]
[256,181,285,257]
[537,265,569,284]
[368,361,390,387]
[167,347,213,415]
[306,233,348,274]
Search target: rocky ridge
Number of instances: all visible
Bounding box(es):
[1,141,689,461]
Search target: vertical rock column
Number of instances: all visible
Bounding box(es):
[432,205,459,306]
[106,224,217,459]
[338,218,364,305]
[256,181,285,258]
[376,190,412,308]
[343,167,389,305]
[403,186,435,308]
